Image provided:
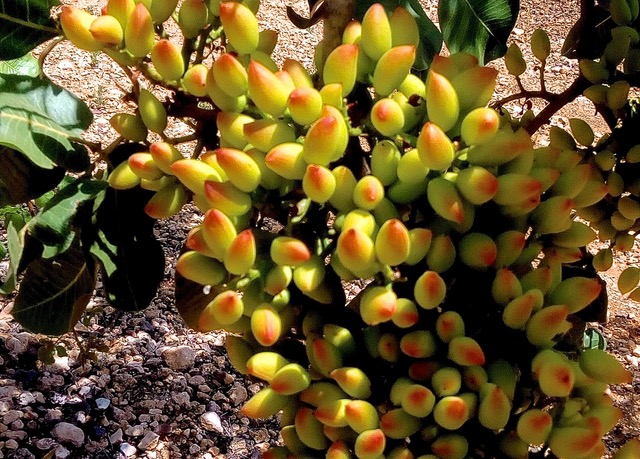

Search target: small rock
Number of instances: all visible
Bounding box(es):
[5,336,28,356]
[125,425,144,437]
[52,422,85,448]
[18,392,35,405]
[633,344,640,357]
[35,438,57,450]
[14,448,35,459]
[54,445,70,459]
[189,444,201,455]
[201,412,224,434]
[3,410,22,424]
[228,385,247,405]
[109,428,123,444]
[4,430,27,440]
[95,398,110,410]
[10,419,24,430]
[120,442,137,457]
[5,439,18,450]
[188,375,206,386]
[0,401,12,415]
[171,392,191,405]
[138,431,160,450]
[162,346,196,370]
[45,409,63,422]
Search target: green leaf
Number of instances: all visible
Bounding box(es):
[175,270,220,331]
[12,238,95,335]
[438,0,520,65]
[405,0,443,69]
[27,177,107,258]
[0,53,40,77]
[0,0,61,60]
[560,4,610,60]
[0,74,92,170]
[86,187,164,312]
[0,146,64,207]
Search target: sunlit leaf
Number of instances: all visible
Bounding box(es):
[0,74,92,170]
[0,53,40,77]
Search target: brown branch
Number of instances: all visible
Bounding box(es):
[525,77,591,135]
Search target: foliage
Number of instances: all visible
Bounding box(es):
[1,0,640,457]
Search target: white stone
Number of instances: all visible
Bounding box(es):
[201,412,224,434]
[120,442,137,457]
[96,398,110,410]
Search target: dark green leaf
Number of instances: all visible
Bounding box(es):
[12,238,95,336]
[0,74,93,169]
[560,4,610,60]
[355,0,400,18]
[0,53,40,77]
[0,146,64,207]
[438,0,520,65]
[405,0,443,69]
[27,177,107,258]
[175,271,220,331]
[0,0,61,60]
[87,187,164,312]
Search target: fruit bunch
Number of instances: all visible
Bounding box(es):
[58,1,637,458]
[505,0,640,302]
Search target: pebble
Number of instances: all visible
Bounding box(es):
[45,409,63,422]
[51,422,85,448]
[125,424,144,437]
[3,410,22,424]
[4,430,27,440]
[138,431,160,450]
[95,398,111,410]
[35,438,57,450]
[54,445,70,459]
[120,442,137,457]
[17,392,35,405]
[5,439,18,450]
[110,428,123,444]
[5,336,28,356]
[201,412,224,434]
[229,385,247,405]
[0,401,12,415]
[162,346,196,370]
